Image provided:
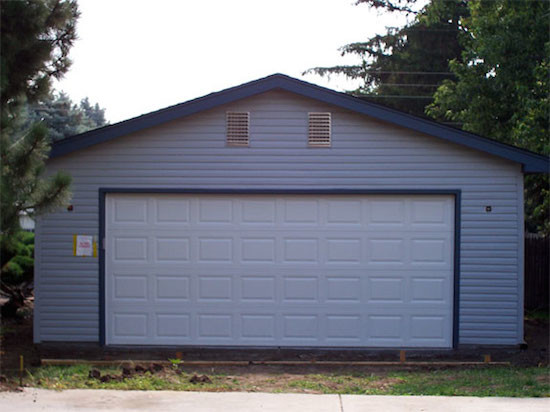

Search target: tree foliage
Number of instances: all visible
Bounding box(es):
[309,0,548,233]
[0,232,34,317]
[427,0,550,233]
[0,0,78,237]
[307,0,468,118]
[1,0,80,314]
[0,0,79,117]
[25,92,107,141]
[354,0,421,14]
[0,122,72,236]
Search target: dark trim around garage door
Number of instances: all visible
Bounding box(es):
[98,188,462,349]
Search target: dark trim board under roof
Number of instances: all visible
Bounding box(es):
[50,74,549,173]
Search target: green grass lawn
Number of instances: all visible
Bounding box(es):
[21,364,550,397]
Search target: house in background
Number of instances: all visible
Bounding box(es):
[19,211,35,232]
[34,74,548,349]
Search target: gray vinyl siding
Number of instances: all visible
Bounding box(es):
[34,90,524,345]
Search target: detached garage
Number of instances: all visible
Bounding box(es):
[35,74,548,349]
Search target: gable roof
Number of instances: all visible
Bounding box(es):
[51,73,548,173]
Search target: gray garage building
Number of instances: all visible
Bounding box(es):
[34,74,548,349]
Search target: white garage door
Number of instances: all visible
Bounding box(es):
[105,193,454,347]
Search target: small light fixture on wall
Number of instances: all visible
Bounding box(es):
[485,206,492,213]
[67,205,74,212]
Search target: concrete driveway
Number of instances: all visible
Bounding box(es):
[0,388,548,412]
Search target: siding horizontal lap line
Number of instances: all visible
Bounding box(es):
[40,328,98,334]
[460,330,518,336]
[460,286,518,292]
[461,309,518,314]
[65,169,520,178]
[39,309,98,314]
[40,335,98,339]
[460,317,517,322]
[58,152,506,160]
[56,160,517,169]
[42,321,97,327]
[41,285,98,291]
[461,272,519,277]
[41,280,99,285]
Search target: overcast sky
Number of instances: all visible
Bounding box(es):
[55,0,414,123]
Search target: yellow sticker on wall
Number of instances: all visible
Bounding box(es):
[73,235,98,257]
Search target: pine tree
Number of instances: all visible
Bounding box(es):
[0,0,79,117]
[1,0,80,316]
[79,97,107,130]
[25,92,108,141]
[306,0,468,118]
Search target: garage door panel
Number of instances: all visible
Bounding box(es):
[240,276,276,302]
[198,237,233,262]
[156,313,191,338]
[198,276,233,302]
[410,198,454,230]
[155,198,190,224]
[155,237,190,262]
[241,200,277,224]
[282,315,319,341]
[367,314,405,345]
[326,276,361,302]
[325,315,362,342]
[411,238,448,263]
[113,313,148,338]
[155,275,190,301]
[197,314,233,339]
[283,199,320,224]
[410,235,453,268]
[368,199,407,226]
[198,199,233,223]
[367,277,405,303]
[113,237,148,262]
[111,198,148,225]
[112,274,148,301]
[282,238,319,263]
[409,315,448,341]
[241,238,276,263]
[326,200,362,225]
[106,193,454,347]
[283,276,319,303]
[240,314,277,340]
[325,238,362,263]
[366,238,405,264]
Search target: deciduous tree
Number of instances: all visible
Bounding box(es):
[427,0,550,233]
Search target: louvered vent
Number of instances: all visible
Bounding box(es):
[308,112,331,147]
[226,112,250,146]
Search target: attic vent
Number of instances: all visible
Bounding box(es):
[308,112,331,147]
[226,112,250,146]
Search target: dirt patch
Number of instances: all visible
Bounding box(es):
[87,363,169,383]
[520,318,550,366]
[1,311,549,392]
[0,316,41,376]
[189,374,212,384]
[367,377,404,391]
